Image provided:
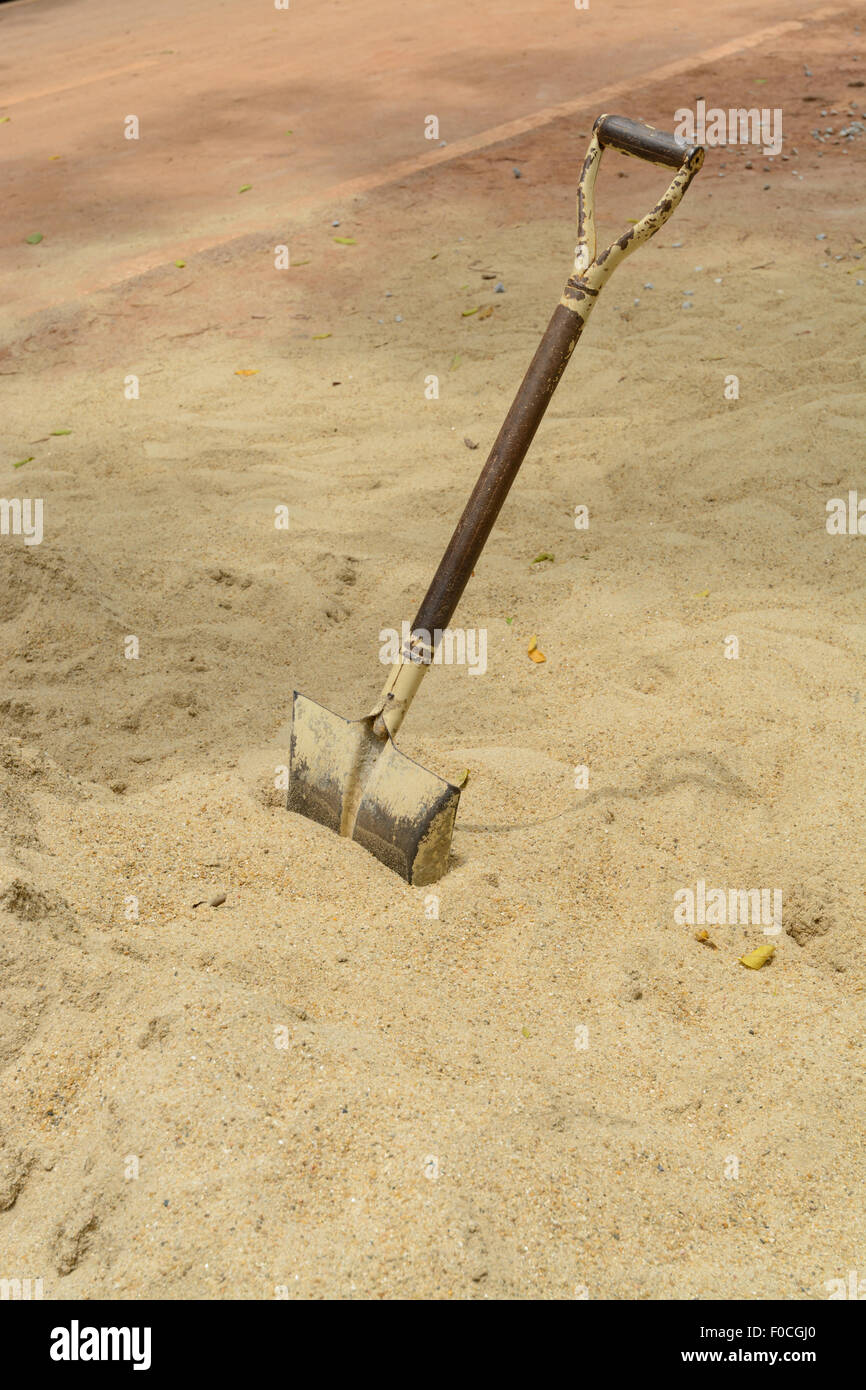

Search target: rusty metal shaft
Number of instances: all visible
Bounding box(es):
[412,303,584,637]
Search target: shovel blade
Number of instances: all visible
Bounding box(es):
[287,691,460,886]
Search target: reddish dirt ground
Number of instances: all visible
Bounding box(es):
[1,0,848,321]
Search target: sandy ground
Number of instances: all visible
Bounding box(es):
[1,2,865,1298]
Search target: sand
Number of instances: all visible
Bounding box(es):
[1,6,865,1298]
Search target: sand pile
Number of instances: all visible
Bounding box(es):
[1,13,864,1297]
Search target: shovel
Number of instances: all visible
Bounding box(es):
[288,114,705,886]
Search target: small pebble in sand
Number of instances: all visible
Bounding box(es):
[209,893,227,908]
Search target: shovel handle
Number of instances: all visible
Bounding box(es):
[594,113,699,168]
[409,117,704,644]
[410,306,580,641]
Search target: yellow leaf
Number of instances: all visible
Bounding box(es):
[456,769,470,789]
[527,635,546,663]
[521,1025,530,1038]
[739,943,775,970]
[234,369,258,376]
[461,306,479,317]
[312,333,331,340]
[478,306,493,319]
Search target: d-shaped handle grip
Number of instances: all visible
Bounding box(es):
[594,112,698,169]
